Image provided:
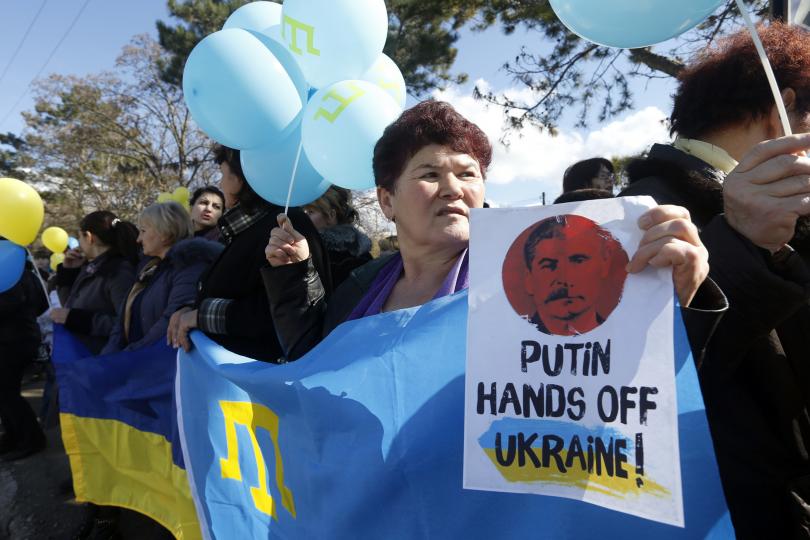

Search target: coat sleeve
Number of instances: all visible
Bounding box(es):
[87,263,135,338]
[262,258,328,360]
[699,215,810,376]
[199,210,331,351]
[101,299,126,354]
[123,261,207,351]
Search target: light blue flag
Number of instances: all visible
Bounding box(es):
[177,291,733,539]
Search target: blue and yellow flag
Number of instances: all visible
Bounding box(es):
[53,325,201,540]
[177,291,733,539]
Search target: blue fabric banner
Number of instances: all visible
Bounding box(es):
[53,325,201,539]
[177,291,733,539]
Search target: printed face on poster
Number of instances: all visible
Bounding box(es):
[463,196,684,527]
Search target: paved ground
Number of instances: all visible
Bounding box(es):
[0,367,173,540]
[0,372,91,540]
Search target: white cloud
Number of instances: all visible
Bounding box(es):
[431,81,671,204]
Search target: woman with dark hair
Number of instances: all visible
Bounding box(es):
[166,145,329,362]
[49,211,139,354]
[261,100,712,360]
[620,23,810,537]
[562,157,615,193]
[190,185,225,241]
[304,186,372,286]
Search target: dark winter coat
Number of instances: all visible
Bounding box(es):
[102,238,222,354]
[263,253,395,361]
[0,260,48,349]
[196,204,329,363]
[319,224,373,288]
[56,252,136,354]
[622,143,810,539]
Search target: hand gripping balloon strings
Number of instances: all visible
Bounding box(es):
[735,0,792,136]
[284,137,304,215]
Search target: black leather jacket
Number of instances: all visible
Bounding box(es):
[262,253,395,361]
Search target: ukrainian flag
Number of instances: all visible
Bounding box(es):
[177,291,733,539]
[53,325,201,540]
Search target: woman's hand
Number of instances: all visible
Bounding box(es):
[167,307,197,352]
[627,205,709,307]
[62,248,85,269]
[49,307,70,324]
[265,214,310,266]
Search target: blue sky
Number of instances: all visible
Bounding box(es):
[0,0,678,204]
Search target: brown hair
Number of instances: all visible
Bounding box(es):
[213,144,266,213]
[671,22,810,138]
[304,187,358,225]
[372,100,492,193]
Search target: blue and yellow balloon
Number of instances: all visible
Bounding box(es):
[280,0,388,89]
[548,0,724,48]
[302,80,401,190]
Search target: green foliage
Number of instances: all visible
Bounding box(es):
[156,0,481,95]
[18,36,217,227]
[0,132,27,178]
[472,0,769,131]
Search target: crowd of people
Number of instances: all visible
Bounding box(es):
[0,22,808,539]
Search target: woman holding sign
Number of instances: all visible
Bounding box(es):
[262,100,715,361]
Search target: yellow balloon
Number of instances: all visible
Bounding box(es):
[50,252,65,271]
[42,226,69,253]
[0,177,44,245]
[157,192,173,203]
[172,186,190,203]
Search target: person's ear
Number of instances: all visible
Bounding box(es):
[377,186,395,221]
[768,88,797,138]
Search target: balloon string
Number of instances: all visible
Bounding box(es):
[735,0,792,136]
[284,138,303,215]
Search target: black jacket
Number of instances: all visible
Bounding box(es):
[56,252,136,354]
[263,253,395,361]
[196,203,329,363]
[622,143,810,539]
[319,224,373,287]
[0,260,48,349]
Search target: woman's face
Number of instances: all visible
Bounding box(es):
[219,162,243,209]
[77,230,92,254]
[304,206,336,232]
[377,144,485,254]
[137,219,170,258]
[191,192,224,231]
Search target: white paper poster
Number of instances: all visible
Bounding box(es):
[463,196,684,526]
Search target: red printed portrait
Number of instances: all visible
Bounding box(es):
[502,215,629,336]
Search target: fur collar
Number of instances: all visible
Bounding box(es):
[320,225,372,257]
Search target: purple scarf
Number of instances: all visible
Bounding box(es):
[345,249,469,322]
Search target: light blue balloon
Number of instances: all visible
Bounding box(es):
[359,54,407,109]
[0,240,26,293]
[246,28,309,104]
[302,80,401,190]
[67,236,79,249]
[549,0,723,48]
[183,28,303,150]
[222,1,281,32]
[241,124,331,207]
[281,0,388,89]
